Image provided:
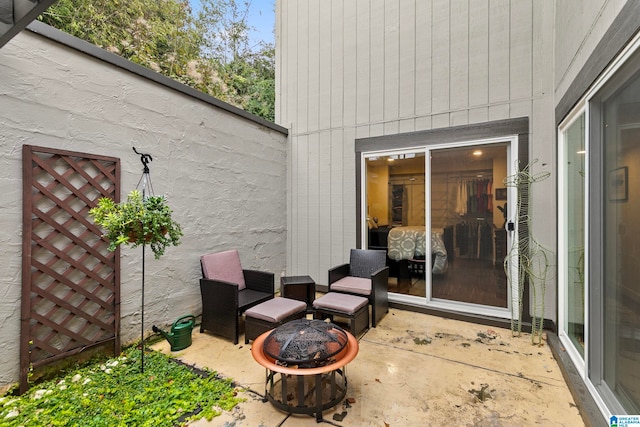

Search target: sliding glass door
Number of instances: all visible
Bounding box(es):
[558,37,640,417]
[363,138,517,318]
[598,71,640,414]
[429,143,510,309]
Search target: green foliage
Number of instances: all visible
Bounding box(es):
[221,43,275,121]
[89,189,183,259]
[40,0,200,73]
[38,0,275,121]
[0,347,242,426]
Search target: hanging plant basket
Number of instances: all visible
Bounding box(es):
[89,189,183,259]
[127,227,168,243]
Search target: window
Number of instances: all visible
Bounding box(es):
[559,113,586,358]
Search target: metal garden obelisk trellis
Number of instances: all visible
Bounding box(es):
[133,147,154,372]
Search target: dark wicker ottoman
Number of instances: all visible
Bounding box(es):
[313,292,369,337]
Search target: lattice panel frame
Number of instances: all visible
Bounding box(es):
[21,145,120,393]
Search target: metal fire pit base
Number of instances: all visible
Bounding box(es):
[251,325,359,423]
[264,367,347,422]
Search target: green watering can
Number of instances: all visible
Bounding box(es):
[152,315,195,351]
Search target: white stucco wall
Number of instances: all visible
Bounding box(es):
[277,0,556,319]
[0,29,287,389]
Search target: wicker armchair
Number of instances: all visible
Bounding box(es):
[199,249,274,344]
[328,249,389,327]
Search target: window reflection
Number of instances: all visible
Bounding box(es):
[563,114,585,356]
[601,70,640,413]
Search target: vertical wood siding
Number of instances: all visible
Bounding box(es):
[554,0,626,103]
[278,0,555,284]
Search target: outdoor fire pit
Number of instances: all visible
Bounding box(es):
[250,318,359,422]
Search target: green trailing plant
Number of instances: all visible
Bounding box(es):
[89,189,183,259]
[0,346,242,426]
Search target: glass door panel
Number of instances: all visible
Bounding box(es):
[429,143,509,308]
[365,151,426,297]
[601,73,640,412]
[561,113,586,357]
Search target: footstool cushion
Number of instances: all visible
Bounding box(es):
[244,297,307,344]
[313,293,369,337]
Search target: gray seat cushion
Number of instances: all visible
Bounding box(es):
[245,297,306,322]
[329,276,372,296]
[313,292,368,314]
[201,249,246,290]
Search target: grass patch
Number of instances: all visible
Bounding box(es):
[0,347,242,426]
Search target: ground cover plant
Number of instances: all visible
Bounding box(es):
[0,347,242,426]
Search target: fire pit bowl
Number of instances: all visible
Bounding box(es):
[251,319,359,422]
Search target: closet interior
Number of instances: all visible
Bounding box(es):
[432,170,503,264]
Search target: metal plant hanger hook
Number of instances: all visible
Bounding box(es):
[132,146,154,372]
[133,147,155,197]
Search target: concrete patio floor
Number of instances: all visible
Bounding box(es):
[151,308,585,426]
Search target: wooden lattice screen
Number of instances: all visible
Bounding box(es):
[21,145,120,393]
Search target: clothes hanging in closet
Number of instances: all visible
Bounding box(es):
[456,178,493,216]
[455,180,468,216]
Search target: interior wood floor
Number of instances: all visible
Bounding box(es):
[388,258,508,308]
